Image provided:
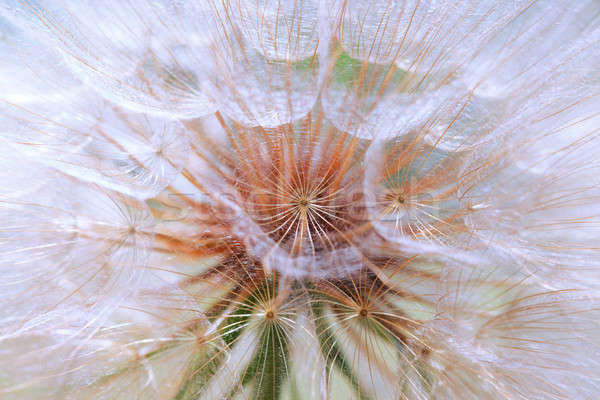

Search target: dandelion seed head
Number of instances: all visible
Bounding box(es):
[1,0,600,399]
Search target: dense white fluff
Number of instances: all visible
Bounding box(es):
[0,1,599,399]
[233,0,320,61]
[0,20,190,199]
[1,96,190,199]
[207,41,320,127]
[338,0,528,68]
[1,0,218,118]
[0,157,154,338]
